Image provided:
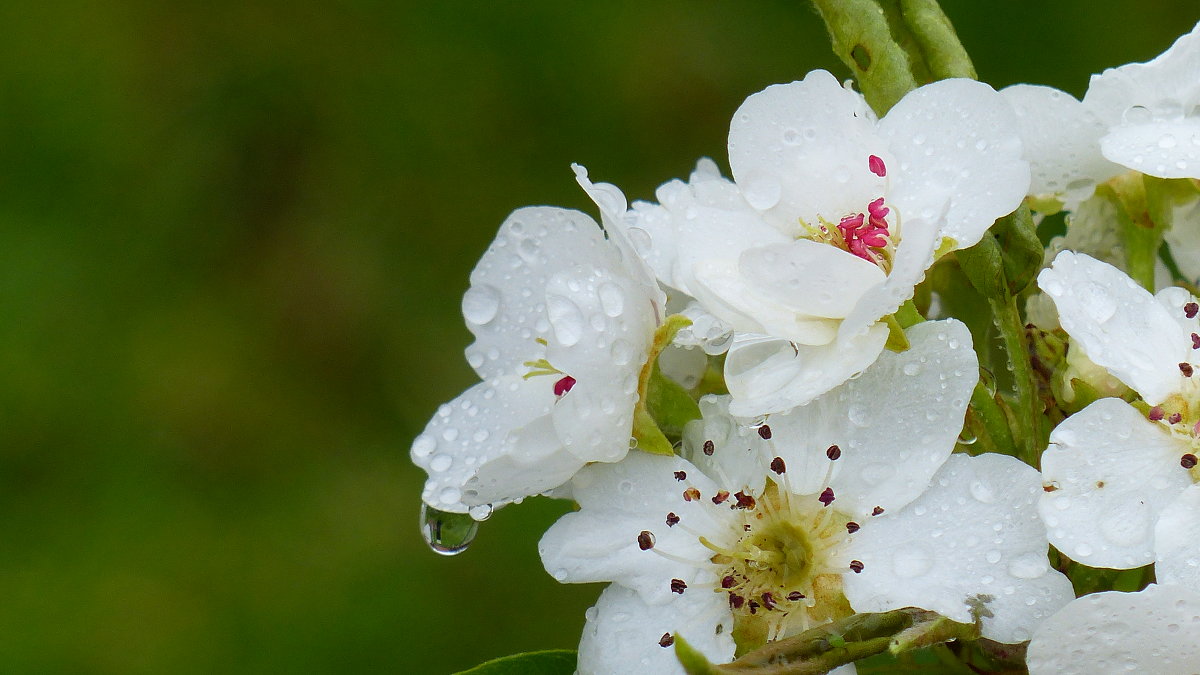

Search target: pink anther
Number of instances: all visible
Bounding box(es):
[553,375,577,397]
[868,155,886,177]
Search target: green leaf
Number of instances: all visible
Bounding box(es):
[455,650,576,675]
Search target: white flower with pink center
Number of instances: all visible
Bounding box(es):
[410,176,665,514]
[1036,250,1200,568]
[622,70,1030,415]
[539,321,1071,674]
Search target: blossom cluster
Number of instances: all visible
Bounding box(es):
[414,20,1200,675]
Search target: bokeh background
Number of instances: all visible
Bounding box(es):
[0,1,1197,672]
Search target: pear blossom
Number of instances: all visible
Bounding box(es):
[618,70,1029,415]
[411,186,665,514]
[1002,20,1200,210]
[1036,250,1200,568]
[539,321,1071,672]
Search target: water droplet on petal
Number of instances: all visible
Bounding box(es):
[412,433,437,458]
[893,545,933,578]
[462,285,501,325]
[1008,552,1049,579]
[421,502,479,556]
[546,294,585,346]
[743,175,782,211]
[902,362,921,376]
[430,454,453,472]
[468,503,494,521]
[968,479,994,502]
[598,282,626,318]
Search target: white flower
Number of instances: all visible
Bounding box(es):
[1025,583,1200,674]
[539,321,1070,673]
[411,186,664,513]
[1002,21,1200,207]
[1036,250,1200,568]
[621,70,1029,415]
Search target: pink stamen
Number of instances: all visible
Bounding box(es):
[837,201,891,264]
[868,155,886,177]
[553,375,577,397]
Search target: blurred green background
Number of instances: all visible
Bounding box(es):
[0,1,1195,672]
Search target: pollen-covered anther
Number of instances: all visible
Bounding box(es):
[849,560,865,573]
[674,471,687,481]
[734,491,757,509]
[868,154,886,177]
[770,457,786,474]
[818,487,835,507]
[683,487,701,502]
[845,521,860,534]
[872,506,885,515]
[1180,362,1194,377]
[670,578,688,594]
[703,440,715,456]
[826,444,842,460]
[758,424,773,440]
[1182,454,1198,469]
[637,530,656,550]
[658,633,674,648]
[553,375,576,397]
[1186,302,1199,319]
[712,490,730,505]
[666,512,680,527]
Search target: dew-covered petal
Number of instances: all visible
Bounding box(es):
[1154,484,1200,586]
[724,324,889,417]
[999,84,1122,205]
[464,206,628,380]
[1099,118,1200,179]
[577,584,734,675]
[879,78,1030,250]
[681,395,770,495]
[690,260,840,345]
[1038,250,1187,404]
[767,320,977,516]
[843,453,1074,644]
[738,240,887,320]
[728,71,884,230]
[1039,397,1193,569]
[1026,584,1200,675]
[538,452,724,605]
[412,375,558,512]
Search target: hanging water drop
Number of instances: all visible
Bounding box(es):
[421,502,479,556]
[468,503,494,522]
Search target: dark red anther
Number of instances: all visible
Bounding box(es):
[770,457,786,474]
[703,440,715,456]
[1170,413,1184,425]
[665,512,680,527]
[1150,406,1165,421]
[729,593,744,609]
[846,521,860,534]
[734,491,756,509]
[1181,363,1194,377]
[872,506,885,516]
[826,444,842,460]
[818,487,835,507]
[1192,333,1200,349]
[761,592,777,610]
[721,575,736,589]
[637,530,655,550]
[683,487,701,502]
[868,155,886,177]
[674,471,687,481]
[659,633,674,648]
[553,375,576,396]
[711,490,730,505]
[1183,454,1198,469]
[1186,302,1198,319]
[670,578,687,594]
[758,425,773,440]
[850,560,864,573]
[787,591,805,601]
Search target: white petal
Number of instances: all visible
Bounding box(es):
[1099,118,1200,179]
[880,79,1030,249]
[724,325,889,417]
[1164,197,1200,283]
[682,395,770,495]
[577,584,734,675]
[538,452,725,605]
[738,240,886,320]
[767,320,977,516]
[1038,397,1193,568]
[999,84,1122,204]
[689,259,840,344]
[1026,584,1200,675]
[412,375,561,512]
[1038,250,1187,404]
[728,71,884,230]
[1154,484,1200,586]
[463,207,625,379]
[843,453,1074,644]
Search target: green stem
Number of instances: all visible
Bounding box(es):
[809,0,920,115]
[989,294,1042,466]
[897,0,976,79]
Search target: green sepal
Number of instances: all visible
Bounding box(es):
[632,314,697,456]
[883,313,911,352]
[954,229,1007,300]
[455,650,576,675]
[809,0,921,115]
[894,299,925,328]
[1098,172,1164,290]
[895,0,976,80]
[674,636,721,675]
[991,204,1041,295]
